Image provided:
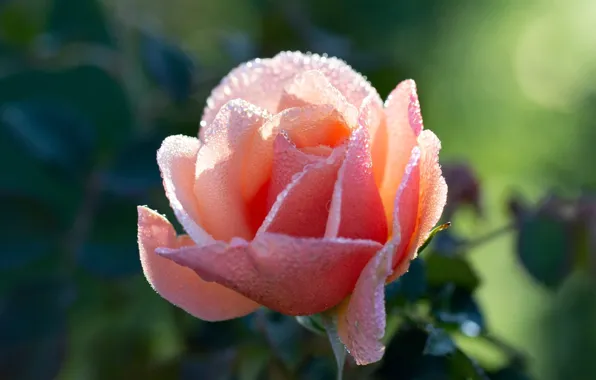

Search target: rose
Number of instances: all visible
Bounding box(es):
[137,51,447,364]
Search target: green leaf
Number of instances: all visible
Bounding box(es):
[425,252,480,291]
[46,0,113,46]
[296,314,327,336]
[0,277,75,380]
[0,196,62,270]
[140,33,196,103]
[0,1,42,48]
[488,367,532,380]
[102,132,165,197]
[1,100,95,174]
[432,287,486,338]
[516,212,572,289]
[387,257,427,306]
[76,194,140,278]
[0,66,133,158]
[418,222,451,255]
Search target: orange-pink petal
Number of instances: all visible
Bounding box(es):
[359,94,387,187]
[259,147,345,238]
[277,70,358,126]
[157,233,382,316]
[137,206,259,321]
[156,135,213,245]
[337,146,421,365]
[325,126,387,243]
[193,99,270,241]
[200,51,381,136]
[379,80,422,229]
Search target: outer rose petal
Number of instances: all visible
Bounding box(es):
[379,80,422,229]
[158,233,382,315]
[157,135,213,245]
[200,51,381,136]
[325,126,387,243]
[259,147,345,238]
[194,100,270,241]
[137,206,259,321]
[412,130,448,250]
[337,147,421,365]
[277,70,359,127]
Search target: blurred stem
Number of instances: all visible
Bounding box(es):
[459,222,515,252]
[63,169,103,270]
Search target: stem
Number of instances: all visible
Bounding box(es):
[458,222,515,252]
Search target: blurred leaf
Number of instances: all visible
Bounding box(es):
[1,100,95,175]
[140,33,195,103]
[442,163,482,219]
[0,196,62,270]
[0,66,133,157]
[516,207,572,289]
[46,0,113,46]
[77,194,140,278]
[488,367,532,380]
[0,1,42,48]
[180,350,236,380]
[425,252,480,291]
[261,311,306,371]
[432,287,486,338]
[102,132,164,197]
[0,276,74,380]
[386,257,427,305]
[236,345,270,380]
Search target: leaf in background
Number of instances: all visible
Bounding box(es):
[102,132,164,197]
[1,100,95,175]
[425,252,480,291]
[386,257,427,306]
[0,196,62,270]
[46,0,113,46]
[488,366,533,380]
[0,276,75,380]
[320,313,346,380]
[295,314,326,336]
[515,201,574,289]
[0,66,133,158]
[432,287,486,338]
[0,1,42,48]
[140,33,196,104]
[76,194,141,278]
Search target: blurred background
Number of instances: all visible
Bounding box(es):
[1,0,596,379]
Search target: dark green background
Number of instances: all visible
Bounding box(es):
[1,0,596,379]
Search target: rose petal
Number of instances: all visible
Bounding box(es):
[325,126,387,243]
[412,130,448,250]
[277,70,359,127]
[259,147,345,238]
[201,51,381,136]
[337,146,420,365]
[157,135,213,245]
[359,94,387,187]
[194,99,270,241]
[379,79,422,227]
[137,206,259,321]
[268,132,325,208]
[158,233,382,315]
[241,104,351,203]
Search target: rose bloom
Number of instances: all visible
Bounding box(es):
[137,51,447,365]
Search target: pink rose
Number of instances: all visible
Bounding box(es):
[137,51,447,364]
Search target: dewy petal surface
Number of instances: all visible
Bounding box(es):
[411,130,448,251]
[259,147,345,238]
[157,135,213,245]
[379,80,422,229]
[325,126,387,243]
[158,233,382,316]
[200,51,382,136]
[359,94,387,187]
[337,146,421,365]
[137,206,259,321]
[277,70,359,127]
[194,99,270,241]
